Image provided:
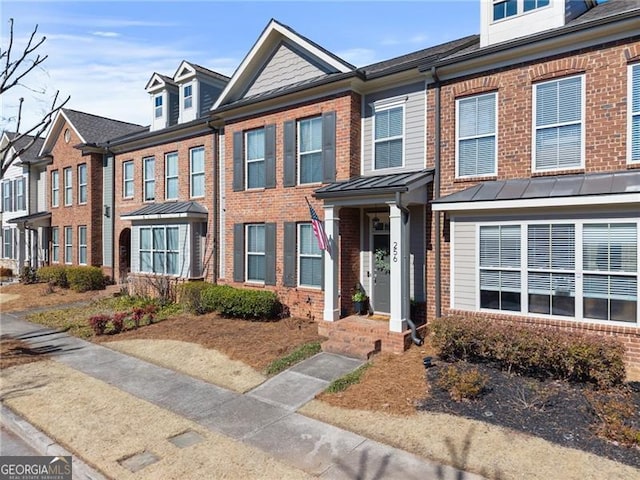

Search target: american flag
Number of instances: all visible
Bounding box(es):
[307,198,329,251]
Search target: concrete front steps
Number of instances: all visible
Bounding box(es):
[319,315,425,360]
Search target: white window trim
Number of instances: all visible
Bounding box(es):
[15,176,25,211]
[372,102,405,171]
[51,171,60,208]
[297,116,323,186]
[491,0,550,23]
[627,63,640,164]
[138,225,181,276]
[154,95,163,118]
[165,152,179,201]
[531,74,586,174]
[64,167,72,206]
[455,92,498,179]
[245,224,265,284]
[51,227,59,263]
[189,147,205,198]
[78,225,87,265]
[297,223,322,289]
[123,161,134,199]
[245,129,265,190]
[473,218,639,328]
[64,226,72,265]
[2,180,12,212]
[183,83,193,110]
[2,228,12,259]
[143,157,155,202]
[78,164,87,205]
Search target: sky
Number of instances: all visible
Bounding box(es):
[1,0,481,134]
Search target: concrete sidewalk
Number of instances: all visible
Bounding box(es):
[1,311,483,480]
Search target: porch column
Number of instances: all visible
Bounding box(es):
[323,205,340,321]
[17,226,26,270]
[389,203,409,333]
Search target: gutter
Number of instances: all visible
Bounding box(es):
[431,66,442,320]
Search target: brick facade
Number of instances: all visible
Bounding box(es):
[220,91,362,319]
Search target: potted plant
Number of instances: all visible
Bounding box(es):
[352,288,368,315]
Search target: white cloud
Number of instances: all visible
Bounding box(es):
[91,31,120,38]
[336,48,379,67]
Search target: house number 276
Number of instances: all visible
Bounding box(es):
[392,242,398,263]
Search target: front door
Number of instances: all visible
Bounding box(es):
[372,232,391,313]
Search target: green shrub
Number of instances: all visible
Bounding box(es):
[201,284,236,313]
[20,266,37,284]
[265,342,322,375]
[326,364,371,393]
[216,287,280,320]
[436,364,489,402]
[37,265,69,287]
[429,316,626,388]
[66,266,106,292]
[177,281,211,313]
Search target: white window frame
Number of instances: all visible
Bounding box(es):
[531,75,585,173]
[78,163,87,204]
[372,102,405,171]
[154,95,163,118]
[298,223,323,288]
[15,177,25,211]
[473,218,639,327]
[64,226,72,265]
[139,225,180,276]
[184,83,193,110]
[123,161,134,198]
[2,180,12,212]
[189,146,205,198]
[64,167,73,206]
[143,156,155,202]
[455,92,498,178]
[628,63,640,164]
[51,227,59,263]
[245,224,265,283]
[2,228,12,259]
[492,0,549,22]
[78,225,87,265]
[297,116,323,185]
[245,129,265,190]
[51,170,59,207]
[165,152,179,200]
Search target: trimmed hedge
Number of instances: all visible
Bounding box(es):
[37,265,69,287]
[429,316,626,389]
[178,282,280,320]
[36,265,105,292]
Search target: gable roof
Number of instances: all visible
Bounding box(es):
[2,132,45,164]
[145,72,177,92]
[173,60,230,84]
[212,19,355,110]
[40,109,145,155]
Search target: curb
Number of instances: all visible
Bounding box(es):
[1,404,108,480]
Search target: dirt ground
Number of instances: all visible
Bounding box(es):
[0,338,48,369]
[0,282,118,312]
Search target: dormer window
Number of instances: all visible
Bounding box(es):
[493,0,549,21]
[154,95,163,118]
[524,0,549,13]
[184,84,193,110]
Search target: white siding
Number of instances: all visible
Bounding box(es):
[453,221,476,310]
[35,166,46,212]
[409,205,425,302]
[363,82,425,175]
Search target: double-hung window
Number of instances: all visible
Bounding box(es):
[479,225,521,311]
[64,167,72,206]
[524,0,549,12]
[533,75,583,171]
[184,84,193,110]
[528,224,575,316]
[246,224,265,282]
[298,117,322,184]
[629,64,640,163]
[493,0,517,20]
[2,228,12,259]
[374,105,403,170]
[190,147,205,197]
[246,129,265,189]
[14,177,25,210]
[51,170,59,207]
[51,227,59,263]
[165,152,179,200]
[154,95,163,118]
[64,226,72,264]
[457,93,497,177]
[143,157,155,201]
[583,223,637,323]
[2,181,12,212]
[140,226,179,275]
[78,226,87,265]
[78,164,87,204]
[298,223,322,288]
[123,161,134,198]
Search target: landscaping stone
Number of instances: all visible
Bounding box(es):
[168,430,205,449]
[118,451,160,473]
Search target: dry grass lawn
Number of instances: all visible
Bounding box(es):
[0,360,311,480]
[0,282,118,312]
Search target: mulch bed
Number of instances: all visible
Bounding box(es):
[420,360,640,469]
[0,337,49,369]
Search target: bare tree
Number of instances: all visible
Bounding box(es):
[1,18,69,179]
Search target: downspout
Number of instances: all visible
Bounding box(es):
[210,124,219,284]
[431,66,442,319]
[395,191,423,346]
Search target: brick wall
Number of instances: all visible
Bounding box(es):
[220,91,361,319]
[425,37,640,371]
[113,132,216,283]
[47,120,103,268]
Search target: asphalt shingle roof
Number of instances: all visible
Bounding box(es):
[5,132,45,164]
[121,201,208,218]
[62,109,145,145]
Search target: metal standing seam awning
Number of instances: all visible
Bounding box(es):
[432,170,640,211]
[121,201,209,221]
